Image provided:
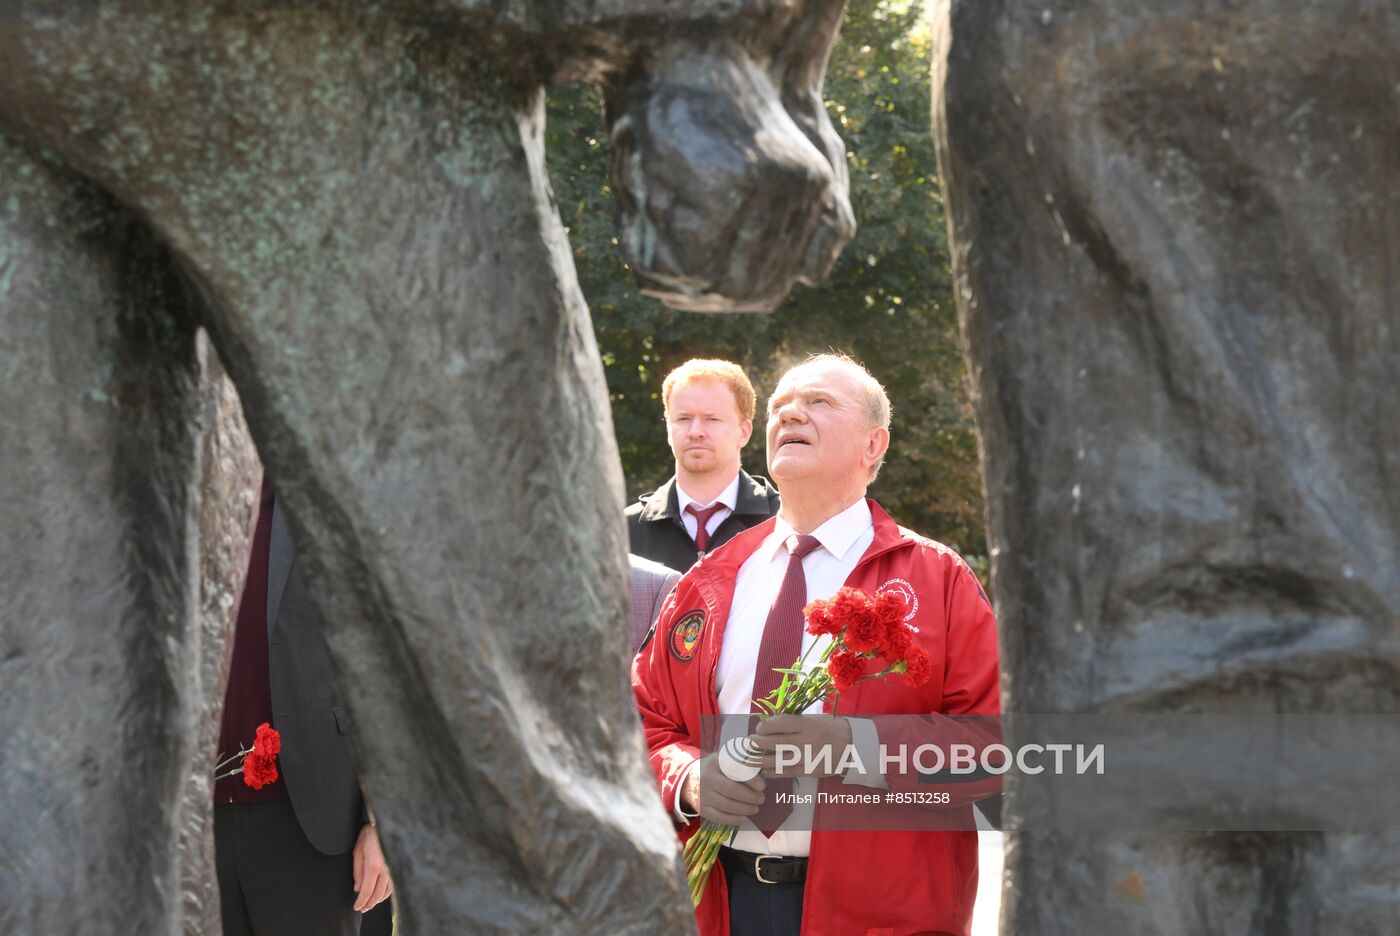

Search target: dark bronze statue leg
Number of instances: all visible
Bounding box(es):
[0,138,222,934]
[196,92,695,933]
[0,2,858,928]
[932,2,1400,932]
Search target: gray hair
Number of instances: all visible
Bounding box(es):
[796,352,892,480]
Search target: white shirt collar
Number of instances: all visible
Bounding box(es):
[763,497,873,563]
[676,472,741,515]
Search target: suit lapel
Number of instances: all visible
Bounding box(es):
[266,496,295,628]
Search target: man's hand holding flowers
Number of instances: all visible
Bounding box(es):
[751,714,853,779]
[683,585,931,905]
[681,755,768,826]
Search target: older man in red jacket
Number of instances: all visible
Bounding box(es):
[633,354,1000,936]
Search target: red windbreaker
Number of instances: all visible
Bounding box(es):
[633,500,1001,936]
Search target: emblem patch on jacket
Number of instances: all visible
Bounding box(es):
[877,578,919,630]
[669,610,706,662]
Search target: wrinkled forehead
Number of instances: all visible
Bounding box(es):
[769,362,860,410]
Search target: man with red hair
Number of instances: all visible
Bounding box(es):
[626,359,780,573]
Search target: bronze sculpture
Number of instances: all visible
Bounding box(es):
[0,2,853,932]
[932,1,1400,932]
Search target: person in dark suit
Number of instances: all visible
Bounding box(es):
[215,478,393,936]
[626,359,780,572]
[628,554,682,653]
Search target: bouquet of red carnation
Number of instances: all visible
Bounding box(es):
[683,586,930,906]
[214,722,282,790]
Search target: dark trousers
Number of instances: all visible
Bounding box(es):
[215,800,393,936]
[723,861,804,936]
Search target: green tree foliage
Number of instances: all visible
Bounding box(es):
[544,0,986,566]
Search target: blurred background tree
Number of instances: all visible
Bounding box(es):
[545,0,986,571]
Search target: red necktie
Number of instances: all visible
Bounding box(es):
[750,533,823,837]
[685,502,728,553]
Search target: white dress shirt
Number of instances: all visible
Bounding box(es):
[678,497,883,857]
[676,474,740,543]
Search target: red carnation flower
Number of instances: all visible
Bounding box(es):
[828,650,867,693]
[873,587,907,632]
[902,644,932,688]
[882,622,913,660]
[241,751,279,790]
[252,722,281,758]
[843,610,885,654]
[874,592,912,652]
[804,600,841,637]
[873,590,910,627]
[238,723,282,789]
[826,587,868,630]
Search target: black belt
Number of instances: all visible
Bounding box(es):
[719,847,808,886]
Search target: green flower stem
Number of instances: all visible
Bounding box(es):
[213,746,250,772]
[213,744,254,780]
[685,627,858,906]
[685,820,735,906]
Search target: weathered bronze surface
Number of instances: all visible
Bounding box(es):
[932,2,1400,932]
[0,2,853,932]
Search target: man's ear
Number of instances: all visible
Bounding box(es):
[738,418,754,447]
[865,427,890,467]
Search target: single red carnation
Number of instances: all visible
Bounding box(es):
[873,590,910,628]
[252,722,281,758]
[241,751,279,790]
[826,587,870,630]
[843,610,885,654]
[902,644,933,688]
[828,650,868,693]
[874,591,912,652]
[804,600,841,637]
[882,622,913,660]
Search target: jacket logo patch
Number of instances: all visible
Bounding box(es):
[877,578,919,631]
[669,610,706,662]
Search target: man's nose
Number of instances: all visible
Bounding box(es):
[777,403,806,424]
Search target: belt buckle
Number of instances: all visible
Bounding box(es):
[754,854,781,885]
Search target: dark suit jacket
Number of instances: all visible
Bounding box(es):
[624,469,781,573]
[267,502,366,856]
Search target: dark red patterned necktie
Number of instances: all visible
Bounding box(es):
[685,502,727,553]
[750,533,823,837]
